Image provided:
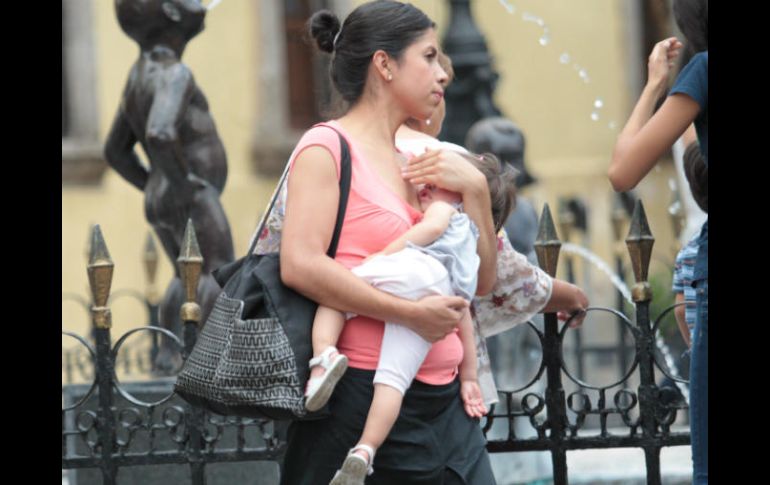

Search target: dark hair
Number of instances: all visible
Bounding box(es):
[673,0,708,52]
[683,142,707,212]
[308,1,434,105]
[462,153,518,233]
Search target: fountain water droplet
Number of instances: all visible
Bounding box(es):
[205,0,224,11]
[539,33,550,46]
[608,121,618,130]
[499,0,516,14]
[594,98,604,109]
[560,53,571,64]
[590,111,600,121]
[560,243,633,305]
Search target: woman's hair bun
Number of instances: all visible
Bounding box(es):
[309,10,341,54]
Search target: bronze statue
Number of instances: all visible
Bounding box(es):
[105,0,234,374]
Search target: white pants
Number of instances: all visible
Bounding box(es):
[350,247,453,395]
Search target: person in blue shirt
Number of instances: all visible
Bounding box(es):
[607,0,707,482]
[673,141,707,349]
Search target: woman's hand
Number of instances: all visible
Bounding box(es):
[542,279,589,328]
[647,36,684,96]
[402,148,486,196]
[403,147,498,293]
[407,295,468,343]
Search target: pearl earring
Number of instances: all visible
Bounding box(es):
[426,119,432,126]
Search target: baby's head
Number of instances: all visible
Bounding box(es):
[417,184,462,212]
[418,152,517,234]
[683,142,707,213]
[467,153,518,233]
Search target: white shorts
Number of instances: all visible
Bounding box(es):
[351,247,453,395]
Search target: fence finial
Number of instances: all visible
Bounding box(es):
[87,224,114,329]
[177,219,203,324]
[625,200,654,302]
[535,203,561,278]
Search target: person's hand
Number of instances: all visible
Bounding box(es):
[407,295,468,343]
[557,284,589,328]
[647,36,684,95]
[402,148,486,196]
[461,380,488,418]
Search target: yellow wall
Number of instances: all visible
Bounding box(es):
[63,1,679,354]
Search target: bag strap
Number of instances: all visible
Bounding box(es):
[246,124,352,258]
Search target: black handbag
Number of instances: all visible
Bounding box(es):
[174,126,351,420]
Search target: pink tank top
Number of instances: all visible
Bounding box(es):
[287,120,464,385]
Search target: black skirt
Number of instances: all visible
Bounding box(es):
[280,367,496,485]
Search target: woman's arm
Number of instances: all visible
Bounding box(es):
[280,146,468,343]
[402,149,497,295]
[540,279,590,328]
[608,37,701,192]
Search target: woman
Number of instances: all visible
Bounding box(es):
[608,1,707,482]
[278,2,586,483]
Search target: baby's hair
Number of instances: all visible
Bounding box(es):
[683,142,707,213]
[437,51,454,86]
[461,152,518,233]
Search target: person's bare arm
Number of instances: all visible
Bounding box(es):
[280,145,468,343]
[540,279,590,328]
[608,37,701,192]
[458,307,487,417]
[674,293,691,348]
[681,123,698,147]
[609,94,700,191]
[457,307,478,382]
[378,201,456,255]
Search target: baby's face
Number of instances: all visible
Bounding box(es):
[417,184,462,211]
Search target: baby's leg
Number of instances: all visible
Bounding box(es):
[359,384,404,454]
[305,305,349,412]
[311,305,346,379]
[362,323,432,450]
[373,322,432,395]
[347,249,449,461]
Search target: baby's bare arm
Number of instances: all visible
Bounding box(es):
[380,201,456,255]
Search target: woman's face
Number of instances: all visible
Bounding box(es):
[390,29,448,123]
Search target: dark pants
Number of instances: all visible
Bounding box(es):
[280,368,495,485]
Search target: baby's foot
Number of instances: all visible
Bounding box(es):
[305,346,348,412]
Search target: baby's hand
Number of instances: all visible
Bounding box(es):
[460,380,488,418]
